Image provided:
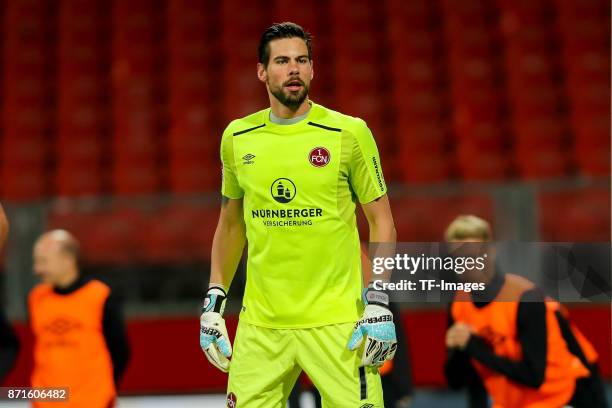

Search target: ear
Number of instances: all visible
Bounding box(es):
[310,59,314,81]
[257,63,267,83]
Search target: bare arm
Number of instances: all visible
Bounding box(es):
[0,203,8,252]
[209,196,247,289]
[361,194,396,283]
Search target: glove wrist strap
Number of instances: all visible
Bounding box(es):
[203,286,227,315]
[365,283,390,308]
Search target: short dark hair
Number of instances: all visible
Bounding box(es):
[258,22,313,67]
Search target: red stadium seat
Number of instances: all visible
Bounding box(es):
[454,121,508,153]
[574,147,610,178]
[58,105,108,134]
[515,147,570,179]
[559,23,610,55]
[168,126,219,161]
[1,136,49,165]
[55,163,106,197]
[513,115,568,147]
[564,50,610,84]
[397,119,449,153]
[274,0,323,33]
[385,0,433,31]
[168,160,220,194]
[390,57,442,93]
[497,0,554,25]
[397,154,452,184]
[3,107,51,135]
[573,115,611,177]
[395,92,446,123]
[539,189,611,241]
[393,195,495,241]
[3,77,50,106]
[112,162,162,195]
[448,59,500,97]
[555,0,610,21]
[567,83,609,118]
[140,204,219,263]
[505,52,558,91]
[446,27,497,59]
[455,150,510,181]
[140,205,204,263]
[56,133,107,164]
[79,208,147,264]
[508,85,562,120]
[0,164,49,201]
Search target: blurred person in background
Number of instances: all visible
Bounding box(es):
[444,215,609,408]
[0,202,19,383]
[29,230,130,408]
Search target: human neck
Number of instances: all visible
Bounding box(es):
[269,97,311,119]
[55,269,79,289]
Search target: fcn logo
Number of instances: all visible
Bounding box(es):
[309,147,331,167]
[226,392,237,408]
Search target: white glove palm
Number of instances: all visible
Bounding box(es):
[347,288,397,367]
[200,286,232,372]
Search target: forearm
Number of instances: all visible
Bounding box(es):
[209,214,246,289]
[367,216,396,284]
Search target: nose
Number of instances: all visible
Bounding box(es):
[288,60,299,74]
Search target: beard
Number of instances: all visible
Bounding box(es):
[269,80,309,110]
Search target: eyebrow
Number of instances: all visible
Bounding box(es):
[273,55,310,61]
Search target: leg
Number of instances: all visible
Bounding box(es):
[296,323,384,407]
[228,320,301,408]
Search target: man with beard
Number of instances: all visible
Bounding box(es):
[199,22,397,407]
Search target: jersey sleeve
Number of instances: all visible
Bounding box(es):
[348,120,387,203]
[220,128,244,199]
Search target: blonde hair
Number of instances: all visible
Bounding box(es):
[445,215,492,242]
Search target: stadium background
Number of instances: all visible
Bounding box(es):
[0,0,610,405]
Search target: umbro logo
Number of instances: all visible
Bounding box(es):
[242,154,255,164]
[360,404,374,408]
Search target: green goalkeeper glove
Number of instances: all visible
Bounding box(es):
[200,286,232,372]
[347,286,397,367]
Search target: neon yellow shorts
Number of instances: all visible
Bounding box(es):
[226,320,383,408]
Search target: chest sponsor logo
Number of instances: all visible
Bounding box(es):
[242,153,255,164]
[309,147,331,167]
[271,178,296,203]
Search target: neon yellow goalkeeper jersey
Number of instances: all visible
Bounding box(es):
[220,102,387,328]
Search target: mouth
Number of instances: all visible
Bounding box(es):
[284,79,304,92]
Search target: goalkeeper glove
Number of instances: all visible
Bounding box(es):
[200,285,232,372]
[347,286,397,367]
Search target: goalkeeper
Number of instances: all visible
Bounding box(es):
[199,22,397,407]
